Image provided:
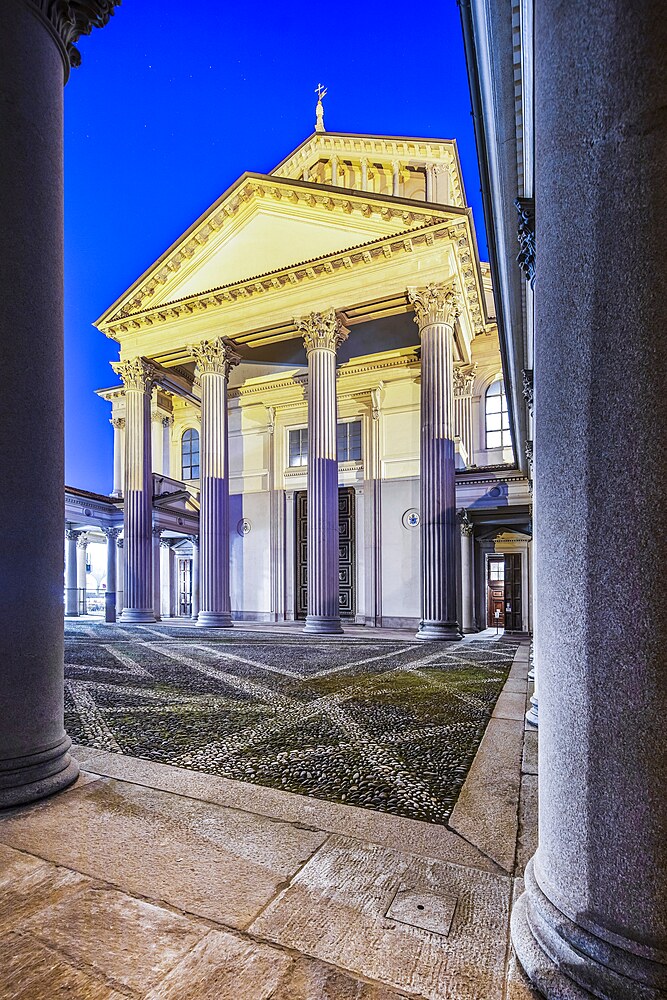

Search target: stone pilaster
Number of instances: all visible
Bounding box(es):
[188,337,240,627]
[102,526,121,623]
[76,533,88,615]
[110,416,124,496]
[408,283,462,641]
[160,538,172,619]
[64,529,79,616]
[189,536,200,620]
[152,527,163,621]
[510,2,667,996]
[459,510,475,634]
[111,357,157,623]
[162,416,173,477]
[294,308,348,634]
[115,536,124,616]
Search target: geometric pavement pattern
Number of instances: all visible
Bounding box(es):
[64,621,518,826]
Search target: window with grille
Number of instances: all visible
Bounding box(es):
[337,420,362,462]
[181,428,200,480]
[485,380,510,449]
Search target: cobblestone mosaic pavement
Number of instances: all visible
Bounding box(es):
[64,621,518,826]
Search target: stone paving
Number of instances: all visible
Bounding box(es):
[64,621,518,825]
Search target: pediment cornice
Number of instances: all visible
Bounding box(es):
[96,173,469,334]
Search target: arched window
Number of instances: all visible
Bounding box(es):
[181,428,200,480]
[485,379,510,449]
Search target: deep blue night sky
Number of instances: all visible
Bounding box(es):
[64,0,486,493]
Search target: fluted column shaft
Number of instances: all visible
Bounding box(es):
[112,358,157,623]
[64,530,79,616]
[103,527,120,623]
[409,284,462,641]
[111,417,124,496]
[460,515,475,633]
[0,0,118,807]
[115,538,124,616]
[76,536,88,615]
[160,539,172,618]
[190,337,240,628]
[152,528,162,621]
[511,2,667,996]
[295,309,348,634]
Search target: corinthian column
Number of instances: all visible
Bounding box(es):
[110,416,124,496]
[294,309,348,634]
[102,526,121,623]
[189,337,240,627]
[459,510,475,633]
[111,357,157,623]
[0,0,118,807]
[64,529,79,616]
[408,283,462,641]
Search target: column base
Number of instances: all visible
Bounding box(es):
[121,609,156,623]
[105,593,116,624]
[525,693,538,727]
[511,859,667,1000]
[197,611,233,628]
[304,615,343,635]
[416,620,462,641]
[0,736,79,809]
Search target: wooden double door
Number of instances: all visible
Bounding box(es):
[487,553,523,631]
[295,487,356,621]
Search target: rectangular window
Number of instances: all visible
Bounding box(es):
[288,427,308,467]
[337,420,362,462]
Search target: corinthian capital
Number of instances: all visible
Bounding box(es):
[408,283,461,330]
[110,416,125,430]
[189,337,241,378]
[294,308,349,355]
[111,357,157,392]
[28,0,121,80]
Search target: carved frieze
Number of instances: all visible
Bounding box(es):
[408,282,461,330]
[294,308,349,354]
[188,337,242,378]
[521,368,534,415]
[515,197,536,287]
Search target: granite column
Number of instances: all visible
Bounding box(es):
[189,337,240,628]
[76,535,88,615]
[409,283,462,641]
[112,358,157,623]
[0,0,118,807]
[510,1,667,995]
[295,309,348,635]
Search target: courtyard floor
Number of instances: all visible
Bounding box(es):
[0,624,540,999]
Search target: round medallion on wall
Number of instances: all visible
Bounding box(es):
[83,508,92,518]
[177,517,184,526]
[402,508,420,529]
[237,518,252,536]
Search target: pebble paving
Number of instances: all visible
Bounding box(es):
[64,620,518,826]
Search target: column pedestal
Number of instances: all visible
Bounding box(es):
[408,284,462,642]
[295,309,348,635]
[189,338,240,628]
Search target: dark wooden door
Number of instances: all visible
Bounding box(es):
[503,553,523,632]
[178,558,192,617]
[295,487,356,620]
[487,557,505,627]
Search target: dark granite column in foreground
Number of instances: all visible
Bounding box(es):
[0,0,118,807]
[511,1,667,996]
[409,283,462,641]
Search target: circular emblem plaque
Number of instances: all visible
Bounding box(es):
[402,508,420,529]
[237,518,252,536]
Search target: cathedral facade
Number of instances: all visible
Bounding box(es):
[67,112,532,637]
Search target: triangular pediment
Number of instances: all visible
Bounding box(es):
[97,173,462,327]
